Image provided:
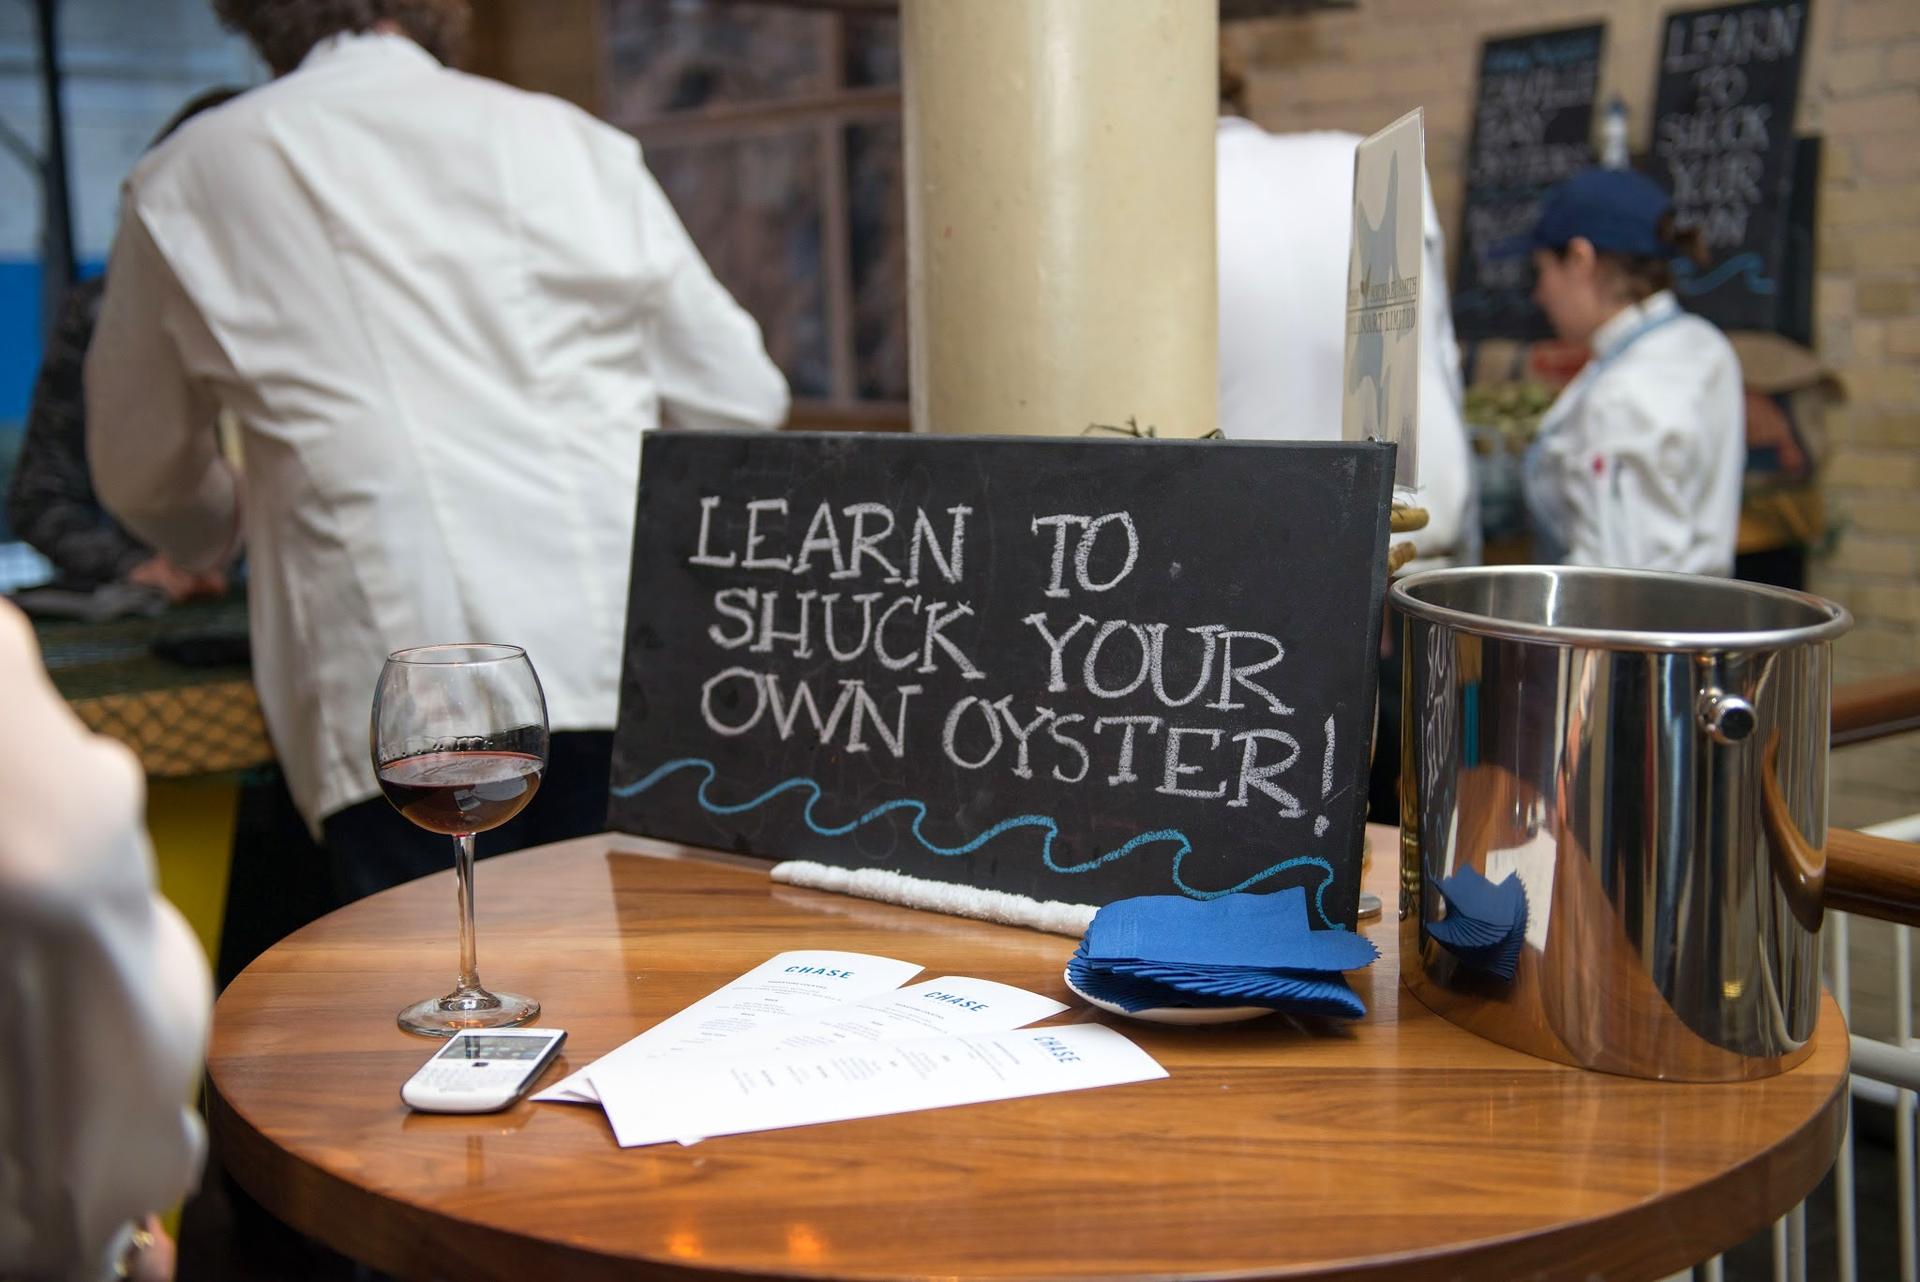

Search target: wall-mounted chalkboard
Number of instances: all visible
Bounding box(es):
[1651,0,1808,335]
[1773,135,1820,348]
[1452,24,1606,342]
[609,432,1394,930]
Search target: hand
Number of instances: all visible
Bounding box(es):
[127,557,227,605]
[119,1216,175,1282]
[187,568,229,599]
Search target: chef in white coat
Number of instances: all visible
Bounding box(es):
[85,4,788,900]
[1523,168,1744,575]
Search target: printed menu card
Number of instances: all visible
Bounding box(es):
[597,1025,1166,1149]
[535,949,924,1104]
[533,949,1167,1144]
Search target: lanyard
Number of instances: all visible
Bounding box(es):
[1547,303,1687,430]
[1585,304,1684,378]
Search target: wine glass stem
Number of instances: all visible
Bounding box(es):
[453,832,483,995]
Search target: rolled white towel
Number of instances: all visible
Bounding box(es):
[770,861,1097,938]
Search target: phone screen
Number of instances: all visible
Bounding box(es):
[438,1034,552,1062]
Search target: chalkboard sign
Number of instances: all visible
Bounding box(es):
[1773,135,1820,348]
[1452,24,1606,342]
[1651,0,1808,334]
[609,432,1395,930]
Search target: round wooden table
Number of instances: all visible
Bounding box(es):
[209,828,1847,1281]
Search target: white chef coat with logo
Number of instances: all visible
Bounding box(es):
[86,32,789,827]
[1524,290,1743,576]
[1216,119,1475,568]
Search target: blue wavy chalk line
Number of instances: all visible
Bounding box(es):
[611,756,1341,928]
[1675,252,1777,298]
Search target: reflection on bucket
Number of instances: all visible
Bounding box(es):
[1428,867,1528,981]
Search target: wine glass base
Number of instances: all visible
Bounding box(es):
[398,989,540,1037]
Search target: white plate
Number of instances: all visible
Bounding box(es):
[1062,968,1274,1026]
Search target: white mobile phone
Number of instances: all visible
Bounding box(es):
[401,1028,567,1113]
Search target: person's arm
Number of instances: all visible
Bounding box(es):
[0,600,210,1280]
[84,200,239,575]
[635,163,791,432]
[7,280,154,586]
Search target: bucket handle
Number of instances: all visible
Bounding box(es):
[1762,730,1920,929]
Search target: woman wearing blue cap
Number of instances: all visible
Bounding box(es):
[1523,168,1743,575]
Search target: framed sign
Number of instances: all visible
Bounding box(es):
[609,432,1394,929]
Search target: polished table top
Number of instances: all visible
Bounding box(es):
[208,828,1847,1282]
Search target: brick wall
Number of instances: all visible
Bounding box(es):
[1226,0,1920,836]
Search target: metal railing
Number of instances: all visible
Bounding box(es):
[1665,812,1920,1282]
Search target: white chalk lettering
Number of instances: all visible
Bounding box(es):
[992,698,1055,780]
[700,666,766,736]
[1030,515,1084,599]
[844,682,921,757]
[708,588,757,650]
[1083,620,1152,699]
[751,590,816,658]
[793,502,847,577]
[1047,713,1090,784]
[906,506,972,587]
[1316,714,1337,836]
[873,595,921,671]
[1321,714,1336,801]
[1228,729,1304,815]
[942,695,1004,769]
[766,675,857,743]
[821,591,882,662]
[836,503,901,582]
[1031,512,1141,596]
[1094,715,1164,786]
[742,499,791,570]
[691,495,737,567]
[1158,726,1228,799]
[1207,631,1293,715]
[1075,512,1139,592]
[918,601,986,680]
[1146,623,1223,707]
[1023,612,1094,693]
[687,491,1329,823]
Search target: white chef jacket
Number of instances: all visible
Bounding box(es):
[1523,291,1743,576]
[1216,119,1475,567]
[0,601,211,1282]
[86,32,790,827]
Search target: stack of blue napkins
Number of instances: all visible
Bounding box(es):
[1068,886,1379,1019]
[1427,867,1528,981]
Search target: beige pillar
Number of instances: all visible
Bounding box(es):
[902,0,1218,439]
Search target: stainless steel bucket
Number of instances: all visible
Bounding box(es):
[1393,566,1852,1081]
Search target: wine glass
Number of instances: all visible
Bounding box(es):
[373,643,549,1036]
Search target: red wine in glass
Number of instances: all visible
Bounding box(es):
[377,750,545,836]
[374,643,550,1036]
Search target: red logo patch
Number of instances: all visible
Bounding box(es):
[1591,454,1606,476]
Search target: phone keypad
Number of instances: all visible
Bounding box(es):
[416,1064,496,1093]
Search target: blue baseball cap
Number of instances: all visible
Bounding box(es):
[1530,168,1674,257]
